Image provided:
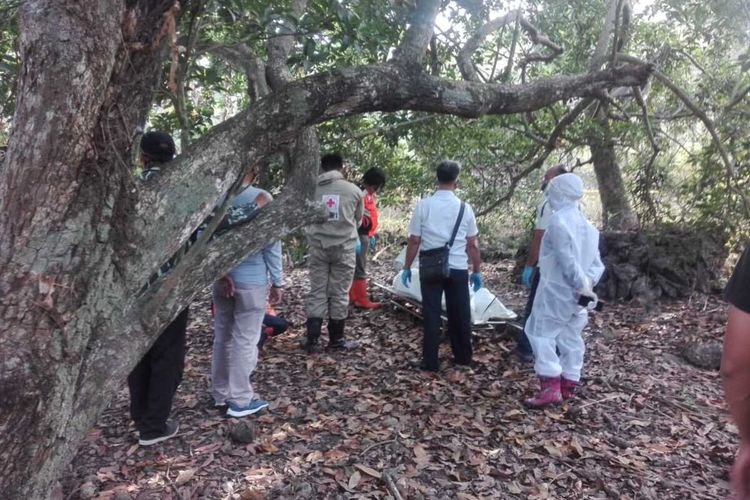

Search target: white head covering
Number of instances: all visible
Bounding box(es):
[545,173,583,210]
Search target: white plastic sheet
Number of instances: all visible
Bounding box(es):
[392,269,517,324]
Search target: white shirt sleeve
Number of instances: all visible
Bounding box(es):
[407,201,423,237]
[464,204,479,237]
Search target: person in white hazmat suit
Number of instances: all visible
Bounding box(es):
[524,173,604,409]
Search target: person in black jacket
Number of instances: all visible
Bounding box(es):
[128,131,186,446]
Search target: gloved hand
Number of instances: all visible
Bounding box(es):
[579,291,598,311]
[521,265,535,288]
[355,238,362,255]
[470,272,483,292]
[578,280,598,311]
[369,235,377,251]
[401,268,412,288]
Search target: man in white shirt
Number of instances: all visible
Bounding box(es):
[401,161,483,372]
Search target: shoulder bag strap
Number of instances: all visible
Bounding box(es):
[446,202,465,249]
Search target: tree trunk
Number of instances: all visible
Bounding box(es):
[589,104,640,230]
[0,2,128,497]
[0,1,192,496]
[585,0,639,231]
[0,0,651,496]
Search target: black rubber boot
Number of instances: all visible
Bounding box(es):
[327,319,358,350]
[303,318,323,353]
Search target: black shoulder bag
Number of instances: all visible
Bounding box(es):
[419,202,465,283]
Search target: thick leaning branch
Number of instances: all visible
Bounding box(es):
[75,131,322,462]
[131,62,652,289]
[140,129,320,331]
[130,0,308,284]
[142,192,319,330]
[142,0,320,330]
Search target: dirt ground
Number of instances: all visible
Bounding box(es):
[62,257,735,499]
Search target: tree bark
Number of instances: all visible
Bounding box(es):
[586,0,639,231]
[0,1,651,497]
[0,1,181,497]
[589,104,640,230]
[0,2,126,498]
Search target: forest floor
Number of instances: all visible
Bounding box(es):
[62,256,735,500]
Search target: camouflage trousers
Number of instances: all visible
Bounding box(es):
[306,240,356,320]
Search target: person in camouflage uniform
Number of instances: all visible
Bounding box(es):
[304,153,364,353]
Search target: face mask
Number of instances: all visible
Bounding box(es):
[547,194,566,211]
[545,181,563,208]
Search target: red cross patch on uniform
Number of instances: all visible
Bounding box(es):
[323,194,340,221]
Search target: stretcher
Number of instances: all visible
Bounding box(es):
[373,269,517,332]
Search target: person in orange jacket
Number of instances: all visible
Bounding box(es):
[350,167,386,308]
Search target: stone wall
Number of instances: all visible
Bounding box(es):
[596,228,728,301]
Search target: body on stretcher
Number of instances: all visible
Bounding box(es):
[388,247,517,325]
[389,269,517,325]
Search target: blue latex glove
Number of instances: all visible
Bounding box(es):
[470,272,483,292]
[521,265,535,288]
[355,238,362,255]
[401,268,412,288]
[369,235,377,251]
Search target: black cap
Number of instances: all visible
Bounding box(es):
[140,131,176,163]
[321,153,344,172]
[362,167,386,189]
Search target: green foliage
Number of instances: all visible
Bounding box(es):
[0,1,19,142]
[2,0,750,245]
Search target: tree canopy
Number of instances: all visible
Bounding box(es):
[1,0,747,235]
[0,0,748,497]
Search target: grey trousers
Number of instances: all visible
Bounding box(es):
[211,281,266,407]
[306,240,356,320]
[354,234,369,279]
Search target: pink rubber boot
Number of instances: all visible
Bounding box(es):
[524,376,562,409]
[561,377,579,400]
